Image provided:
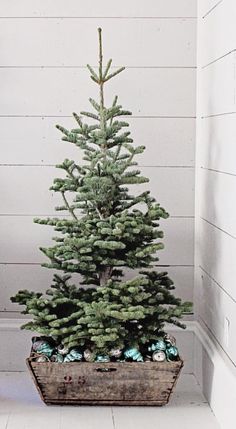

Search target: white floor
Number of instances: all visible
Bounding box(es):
[0,372,220,429]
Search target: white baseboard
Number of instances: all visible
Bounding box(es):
[0,318,195,373]
[194,321,236,429]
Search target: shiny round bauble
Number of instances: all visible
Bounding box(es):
[32,340,46,351]
[84,349,95,362]
[35,355,49,363]
[95,355,110,363]
[144,355,152,362]
[109,348,122,359]
[64,349,83,362]
[164,334,176,347]
[148,339,166,353]
[166,346,179,361]
[57,344,69,356]
[124,348,143,362]
[32,340,54,357]
[51,353,64,363]
[152,350,166,362]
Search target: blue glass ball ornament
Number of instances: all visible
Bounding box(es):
[51,353,64,363]
[32,340,54,358]
[95,355,111,363]
[64,349,83,362]
[148,339,166,353]
[124,348,143,362]
[166,346,179,361]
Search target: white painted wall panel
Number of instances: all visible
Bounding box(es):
[197,219,236,313]
[0,116,195,166]
[141,167,194,216]
[0,1,197,18]
[199,114,236,174]
[0,68,196,117]
[200,53,235,117]
[196,2,236,374]
[0,166,194,216]
[198,268,236,364]
[198,168,236,237]
[0,216,194,266]
[0,19,196,67]
[200,0,236,66]
[198,0,223,18]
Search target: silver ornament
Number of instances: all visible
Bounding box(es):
[32,340,54,357]
[144,355,152,362]
[109,348,122,358]
[164,333,176,347]
[95,355,110,363]
[57,344,69,356]
[35,355,49,363]
[152,351,166,362]
[32,340,44,351]
[84,349,95,362]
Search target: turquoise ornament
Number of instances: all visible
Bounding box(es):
[64,349,83,362]
[124,348,143,362]
[32,340,54,357]
[95,355,110,363]
[51,353,64,363]
[148,339,166,353]
[166,346,179,361]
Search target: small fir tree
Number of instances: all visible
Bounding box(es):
[11,29,191,356]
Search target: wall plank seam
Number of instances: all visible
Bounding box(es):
[202,0,223,19]
[199,266,236,304]
[202,49,235,69]
[201,217,236,240]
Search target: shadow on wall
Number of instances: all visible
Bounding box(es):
[197,113,222,404]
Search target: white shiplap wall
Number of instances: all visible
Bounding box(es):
[195,0,236,415]
[0,0,196,316]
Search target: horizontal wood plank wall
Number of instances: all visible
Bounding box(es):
[196,0,236,368]
[0,1,196,317]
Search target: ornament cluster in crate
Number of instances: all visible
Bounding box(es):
[11,28,191,406]
[31,333,179,363]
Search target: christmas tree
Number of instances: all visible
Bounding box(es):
[11,29,191,360]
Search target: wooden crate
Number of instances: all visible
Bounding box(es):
[26,357,183,406]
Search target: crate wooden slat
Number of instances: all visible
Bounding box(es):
[26,357,183,406]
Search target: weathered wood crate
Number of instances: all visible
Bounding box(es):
[26,357,183,406]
